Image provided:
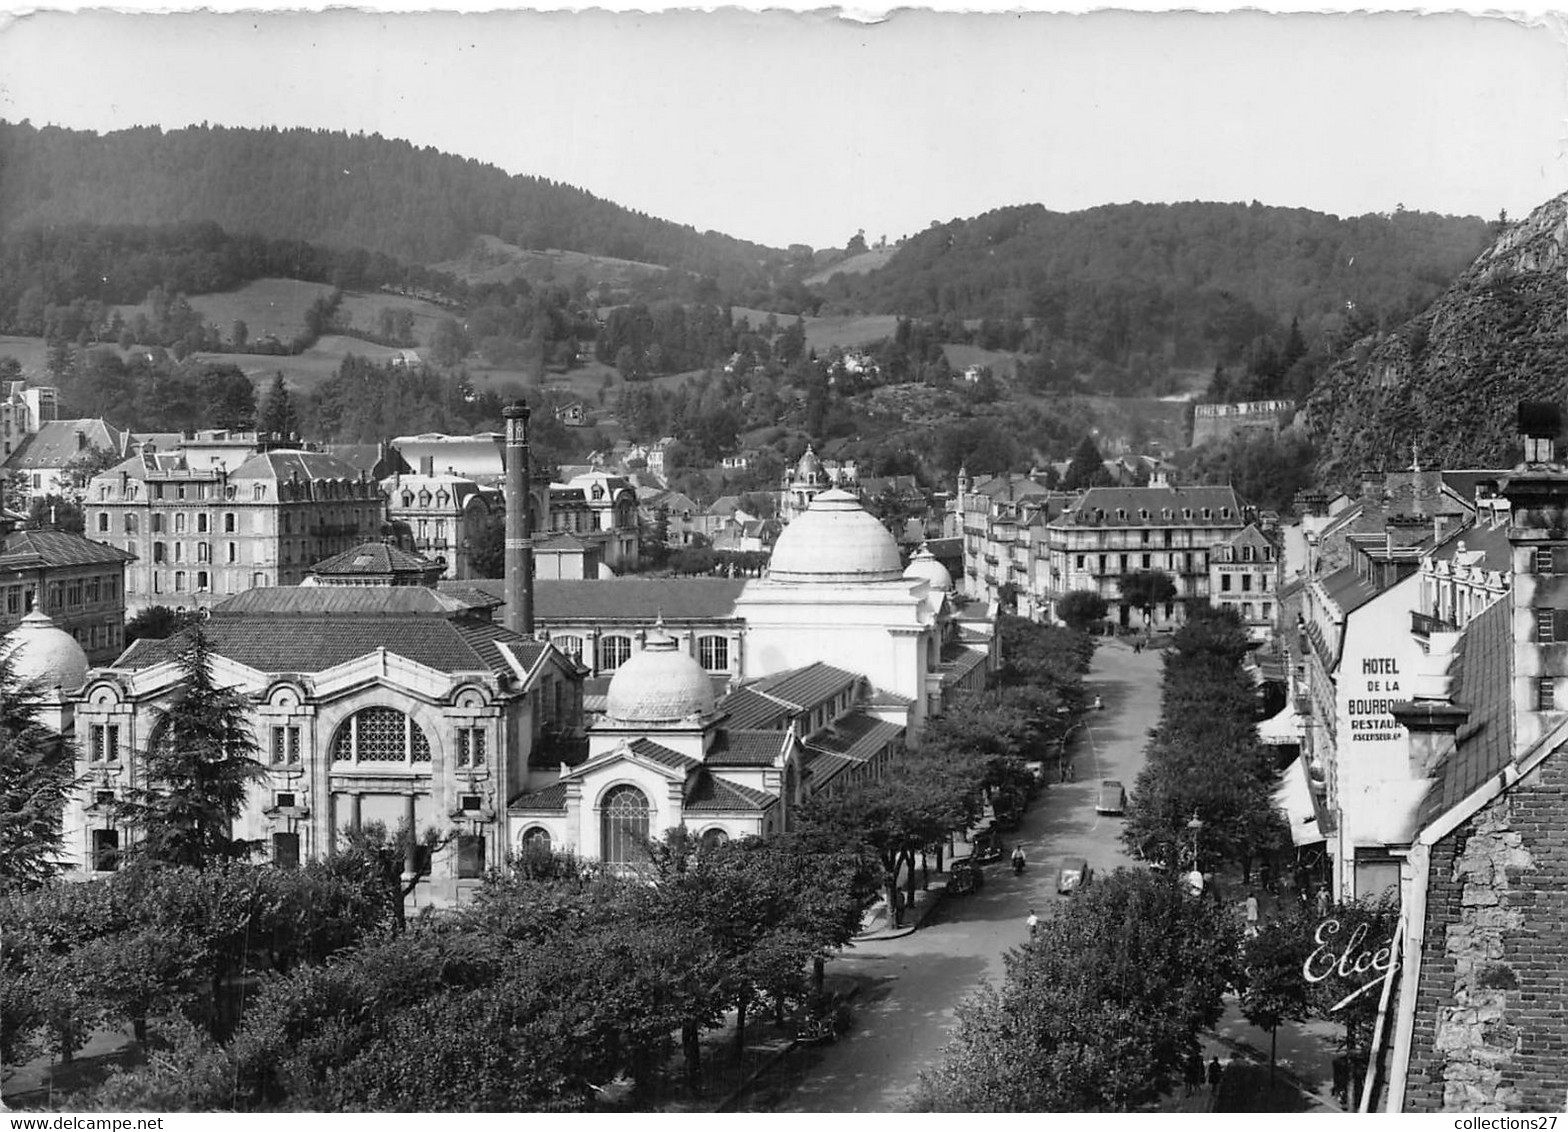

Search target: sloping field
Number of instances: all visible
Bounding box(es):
[729,307,898,354]
[0,335,49,373]
[116,278,338,344]
[802,246,897,285]
[941,343,1021,379]
[435,235,668,288]
[336,290,454,346]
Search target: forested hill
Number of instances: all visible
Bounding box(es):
[1305,191,1568,490]
[815,202,1492,364]
[0,121,781,285]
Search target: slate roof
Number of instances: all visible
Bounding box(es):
[1060,485,1244,528]
[309,541,440,577]
[217,587,476,617]
[0,530,135,567]
[325,443,413,478]
[441,578,748,621]
[230,449,365,482]
[1317,565,1382,617]
[5,419,123,470]
[685,772,775,813]
[116,612,549,680]
[1440,469,1509,507]
[1416,598,1514,829]
[1426,521,1511,569]
[707,730,789,766]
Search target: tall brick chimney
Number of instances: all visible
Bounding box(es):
[503,400,534,637]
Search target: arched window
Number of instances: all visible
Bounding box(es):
[697,635,729,672]
[331,707,432,762]
[699,827,729,852]
[520,826,552,853]
[553,634,584,659]
[600,784,650,865]
[598,635,633,671]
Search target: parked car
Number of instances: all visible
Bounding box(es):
[948,857,985,895]
[1095,779,1127,816]
[1057,856,1092,894]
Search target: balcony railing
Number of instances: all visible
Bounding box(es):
[1411,610,1459,639]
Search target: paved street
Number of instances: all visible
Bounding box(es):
[737,637,1165,1112]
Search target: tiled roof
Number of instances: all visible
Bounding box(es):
[804,711,902,768]
[217,587,475,617]
[509,781,568,812]
[864,688,915,709]
[939,644,988,685]
[685,772,775,813]
[1059,485,1244,528]
[0,530,134,567]
[750,662,859,711]
[1440,469,1509,506]
[4,419,123,470]
[440,578,748,621]
[1416,598,1514,829]
[717,687,793,730]
[707,730,788,766]
[325,443,412,477]
[627,737,702,772]
[801,749,858,788]
[116,611,547,680]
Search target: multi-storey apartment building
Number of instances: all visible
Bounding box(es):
[1209,523,1284,641]
[1,381,57,463]
[1042,479,1248,628]
[383,472,498,579]
[88,448,384,611]
[0,528,134,664]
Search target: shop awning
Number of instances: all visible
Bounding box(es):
[1259,700,1306,745]
[1273,756,1327,846]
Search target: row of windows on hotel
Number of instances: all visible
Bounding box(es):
[5,576,121,615]
[126,539,349,568]
[98,510,374,536]
[1071,552,1215,575]
[88,708,491,768]
[99,481,369,503]
[550,633,732,673]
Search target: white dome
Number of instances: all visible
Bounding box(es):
[2,610,89,693]
[904,546,953,592]
[605,624,716,724]
[768,488,904,584]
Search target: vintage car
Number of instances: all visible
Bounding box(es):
[1056,856,1092,895]
[1095,779,1127,816]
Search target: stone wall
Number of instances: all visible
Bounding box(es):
[1403,748,1568,1111]
[1190,400,1294,446]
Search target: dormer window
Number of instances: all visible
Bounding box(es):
[402,491,415,507]
[1220,507,1230,519]
[1139,509,1149,520]
[1202,508,1211,520]
[1162,508,1172,520]
[1183,508,1192,519]
[1116,509,1127,520]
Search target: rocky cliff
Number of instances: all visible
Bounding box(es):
[1307,192,1568,489]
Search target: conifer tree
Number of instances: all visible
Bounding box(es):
[0,653,79,892]
[256,372,298,441]
[114,621,266,867]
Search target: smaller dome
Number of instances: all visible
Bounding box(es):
[605,623,716,724]
[794,445,822,482]
[2,610,89,693]
[904,545,953,592]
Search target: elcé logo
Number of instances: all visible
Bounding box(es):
[1302,917,1395,1011]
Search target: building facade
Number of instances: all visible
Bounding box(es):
[1209,523,1284,641]
[88,449,384,611]
[0,529,134,664]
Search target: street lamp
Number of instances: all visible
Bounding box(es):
[1185,813,1205,896]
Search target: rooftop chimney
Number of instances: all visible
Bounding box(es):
[503,401,534,636]
[1390,630,1468,779]
[1519,400,1561,465]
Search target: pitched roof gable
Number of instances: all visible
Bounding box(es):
[1416,598,1514,829]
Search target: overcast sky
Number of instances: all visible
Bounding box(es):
[0,4,1562,250]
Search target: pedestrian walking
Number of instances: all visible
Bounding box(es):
[1026,909,1039,938]
[1316,886,1331,918]
[1244,893,1260,937]
[1183,1050,1203,1096]
[1207,1056,1223,1097]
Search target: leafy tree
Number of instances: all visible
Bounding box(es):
[1118,569,1177,622]
[112,621,267,867]
[24,494,84,534]
[124,604,190,644]
[0,653,79,893]
[1240,901,1315,1084]
[1305,893,1400,1072]
[918,868,1242,1111]
[1061,434,1112,491]
[1057,588,1108,633]
[331,818,455,933]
